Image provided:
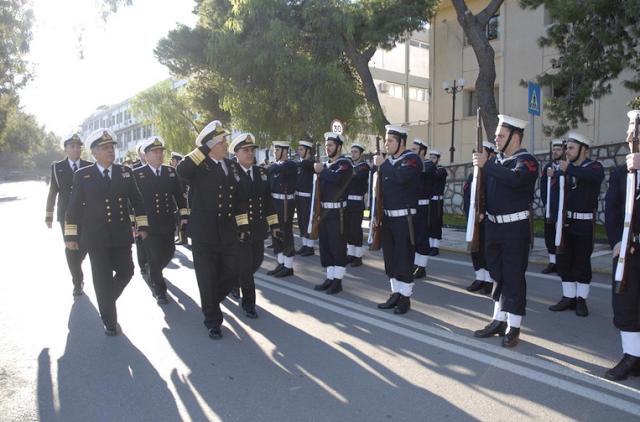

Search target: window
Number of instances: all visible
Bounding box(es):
[409,87,428,102]
[464,87,499,117]
[117,113,122,124]
[464,14,499,46]
[124,131,131,145]
[143,125,152,138]
[133,127,141,141]
[410,39,420,47]
[117,133,124,149]
[387,82,404,99]
[124,110,131,120]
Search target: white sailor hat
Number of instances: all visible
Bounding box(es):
[567,132,591,147]
[551,139,564,147]
[351,142,365,151]
[86,128,117,150]
[299,140,313,148]
[413,138,428,149]
[136,140,147,154]
[628,110,640,134]
[195,120,230,147]
[385,125,409,138]
[60,133,84,150]
[482,141,496,151]
[143,136,166,153]
[171,151,184,160]
[497,115,528,134]
[430,150,442,157]
[230,133,257,152]
[273,140,290,148]
[324,132,345,144]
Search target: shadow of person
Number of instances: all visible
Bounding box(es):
[37,297,181,422]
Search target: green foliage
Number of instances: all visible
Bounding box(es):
[0,109,42,155]
[629,96,640,110]
[520,0,640,137]
[31,131,66,171]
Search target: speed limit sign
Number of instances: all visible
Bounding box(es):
[330,119,344,135]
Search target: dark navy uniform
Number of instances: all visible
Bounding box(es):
[177,142,249,333]
[540,158,559,267]
[134,162,188,300]
[267,157,298,273]
[463,172,488,289]
[64,158,148,331]
[132,158,148,272]
[345,159,370,264]
[428,163,448,251]
[46,157,91,292]
[295,153,316,254]
[413,157,436,276]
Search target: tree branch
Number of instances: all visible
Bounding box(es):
[477,0,504,26]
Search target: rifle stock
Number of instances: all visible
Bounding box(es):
[546,140,553,223]
[555,140,568,254]
[369,136,383,251]
[466,108,484,252]
[308,143,322,240]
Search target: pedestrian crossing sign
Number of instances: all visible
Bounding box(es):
[528,82,541,116]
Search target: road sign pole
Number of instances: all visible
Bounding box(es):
[530,114,534,153]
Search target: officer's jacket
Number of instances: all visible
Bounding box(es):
[605,165,640,249]
[539,160,559,219]
[134,164,188,235]
[549,158,604,235]
[177,145,248,244]
[46,158,92,223]
[346,160,370,209]
[238,165,279,241]
[421,160,437,201]
[434,165,448,196]
[320,155,354,203]
[483,149,538,238]
[64,164,148,248]
[380,150,424,211]
[296,156,316,194]
[268,159,298,195]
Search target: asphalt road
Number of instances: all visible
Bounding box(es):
[1,181,639,421]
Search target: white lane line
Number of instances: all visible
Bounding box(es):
[254,274,640,415]
[429,256,611,290]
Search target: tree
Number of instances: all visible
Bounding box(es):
[0,109,42,155]
[31,131,66,171]
[629,96,640,110]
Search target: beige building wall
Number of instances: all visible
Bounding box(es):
[430,0,638,164]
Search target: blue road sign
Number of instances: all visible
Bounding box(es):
[528,82,541,116]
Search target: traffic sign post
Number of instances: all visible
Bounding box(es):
[330,119,344,135]
[528,83,541,153]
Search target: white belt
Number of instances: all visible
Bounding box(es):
[418,199,430,205]
[348,195,364,201]
[272,193,295,200]
[566,211,593,220]
[384,208,417,217]
[321,201,347,209]
[295,191,311,198]
[486,210,530,224]
[431,195,443,200]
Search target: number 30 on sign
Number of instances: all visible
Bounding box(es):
[331,119,344,135]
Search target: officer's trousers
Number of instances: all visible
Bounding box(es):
[59,222,87,288]
[612,252,640,332]
[143,232,176,295]
[381,216,415,283]
[237,239,264,310]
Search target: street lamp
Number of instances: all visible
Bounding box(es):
[442,77,467,163]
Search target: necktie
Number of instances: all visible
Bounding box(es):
[246,169,251,180]
[156,169,160,177]
[72,163,78,172]
[103,168,110,185]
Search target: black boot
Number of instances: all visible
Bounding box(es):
[230,287,240,300]
[327,279,343,295]
[412,264,419,273]
[541,263,557,274]
[350,257,362,267]
[314,279,333,291]
[378,293,401,309]
[576,297,589,317]
[275,266,294,278]
[267,263,284,276]
[605,354,640,381]
[413,266,426,279]
[502,327,521,348]
[474,320,508,338]
[347,255,354,264]
[301,247,315,257]
[394,295,411,314]
[479,282,493,295]
[466,279,484,292]
[549,297,577,312]
[429,248,440,256]
[295,245,307,255]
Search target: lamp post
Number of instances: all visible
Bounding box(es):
[442,78,467,163]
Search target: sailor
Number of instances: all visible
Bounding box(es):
[410,138,436,279]
[428,150,447,256]
[539,140,564,274]
[295,140,316,256]
[345,142,370,267]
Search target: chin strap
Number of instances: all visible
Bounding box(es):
[500,128,516,153]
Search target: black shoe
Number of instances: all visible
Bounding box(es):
[466,279,484,292]
[394,295,411,314]
[208,327,222,340]
[327,279,342,295]
[502,327,520,348]
[267,263,284,276]
[474,320,508,338]
[541,263,557,274]
[314,279,333,291]
[413,266,426,279]
[605,354,640,381]
[301,247,315,257]
[296,245,307,255]
[140,268,148,276]
[230,287,241,300]
[274,267,294,278]
[347,255,354,264]
[412,264,419,273]
[429,248,440,256]
[156,294,169,305]
[378,293,401,309]
[104,325,118,336]
[479,282,493,295]
[266,244,273,249]
[245,308,259,319]
[72,281,85,296]
[576,297,589,317]
[350,257,363,267]
[549,297,577,312]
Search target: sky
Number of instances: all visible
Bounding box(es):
[20,0,199,136]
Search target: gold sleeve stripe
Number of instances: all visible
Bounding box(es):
[46,212,54,217]
[136,215,149,226]
[267,214,278,226]
[129,214,135,220]
[179,208,189,216]
[65,223,78,236]
[235,214,249,226]
[189,148,206,166]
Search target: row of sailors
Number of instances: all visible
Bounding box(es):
[44,110,640,385]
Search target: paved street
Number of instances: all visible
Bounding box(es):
[1,181,639,421]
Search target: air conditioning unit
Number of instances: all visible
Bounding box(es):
[379,82,390,93]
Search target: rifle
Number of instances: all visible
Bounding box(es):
[466,107,484,252]
[554,140,568,254]
[614,114,640,294]
[545,140,553,224]
[307,143,322,240]
[368,136,383,251]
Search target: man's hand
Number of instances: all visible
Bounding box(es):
[627,153,640,171]
[271,228,281,238]
[374,154,384,167]
[179,219,188,228]
[613,241,635,258]
[472,149,488,168]
[139,231,148,241]
[546,167,555,178]
[558,160,570,172]
[46,222,52,229]
[314,162,323,173]
[65,241,79,250]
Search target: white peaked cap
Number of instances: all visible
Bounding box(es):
[60,133,84,150]
[551,139,564,147]
[567,132,591,147]
[273,140,290,148]
[230,133,257,152]
[142,136,166,152]
[324,132,345,144]
[430,150,442,157]
[299,140,313,148]
[496,115,528,134]
[385,125,409,137]
[195,120,230,147]
[351,142,365,151]
[86,128,116,150]
[413,138,427,148]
